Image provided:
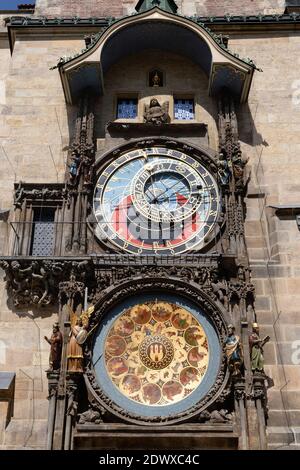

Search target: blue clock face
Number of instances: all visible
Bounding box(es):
[143,171,190,212]
[93,146,220,254]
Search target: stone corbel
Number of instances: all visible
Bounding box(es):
[64,374,80,450]
[232,376,248,450]
[251,373,268,450]
[268,204,300,231]
[46,371,60,450]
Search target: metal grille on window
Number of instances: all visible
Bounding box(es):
[117,98,138,119]
[174,99,195,120]
[30,208,55,256]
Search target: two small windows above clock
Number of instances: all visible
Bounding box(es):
[116,97,195,121]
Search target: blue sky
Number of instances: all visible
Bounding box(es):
[0,0,35,9]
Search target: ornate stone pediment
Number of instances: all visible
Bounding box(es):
[135,0,178,14]
[54,8,256,104]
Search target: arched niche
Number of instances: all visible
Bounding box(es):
[58,8,256,104]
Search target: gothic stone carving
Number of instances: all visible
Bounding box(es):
[0,256,254,314]
[218,94,248,193]
[78,400,106,425]
[217,93,249,257]
[66,92,96,254]
[68,93,95,188]
[251,373,269,420]
[0,259,94,307]
[14,183,68,209]
[46,371,60,400]
[198,409,233,424]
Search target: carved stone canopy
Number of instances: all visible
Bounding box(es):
[14,182,67,209]
[84,277,230,425]
[135,0,178,14]
[57,8,255,104]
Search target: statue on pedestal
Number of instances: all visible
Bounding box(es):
[44,322,63,372]
[224,324,243,376]
[67,318,86,373]
[249,323,270,374]
[66,305,94,373]
[144,98,170,125]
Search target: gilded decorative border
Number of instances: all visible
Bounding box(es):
[84,277,229,425]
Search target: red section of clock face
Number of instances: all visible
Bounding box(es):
[93,147,220,255]
[111,194,199,249]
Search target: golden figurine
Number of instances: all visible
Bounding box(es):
[66,305,94,373]
[152,71,160,87]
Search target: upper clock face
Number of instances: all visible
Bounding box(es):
[94,147,220,255]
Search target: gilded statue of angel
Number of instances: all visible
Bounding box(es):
[66,305,94,373]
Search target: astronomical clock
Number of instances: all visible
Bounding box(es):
[3,2,268,451]
[84,141,230,431]
[30,108,260,449]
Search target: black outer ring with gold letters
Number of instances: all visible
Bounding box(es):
[93,144,221,255]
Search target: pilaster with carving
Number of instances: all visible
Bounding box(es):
[46,371,60,450]
[218,93,249,259]
[65,92,96,255]
[64,374,81,450]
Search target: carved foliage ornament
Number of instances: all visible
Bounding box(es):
[0,259,93,307]
[14,184,68,209]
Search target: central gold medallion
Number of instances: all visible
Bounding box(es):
[139,335,174,370]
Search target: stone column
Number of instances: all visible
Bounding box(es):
[233,377,249,450]
[63,195,74,254]
[0,402,9,445]
[46,372,59,450]
[252,373,268,450]
[64,374,79,450]
[80,192,88,254]
[72,193,81,254]
[51,274,85,450]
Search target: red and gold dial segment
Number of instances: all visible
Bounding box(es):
[93,147,220,255]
